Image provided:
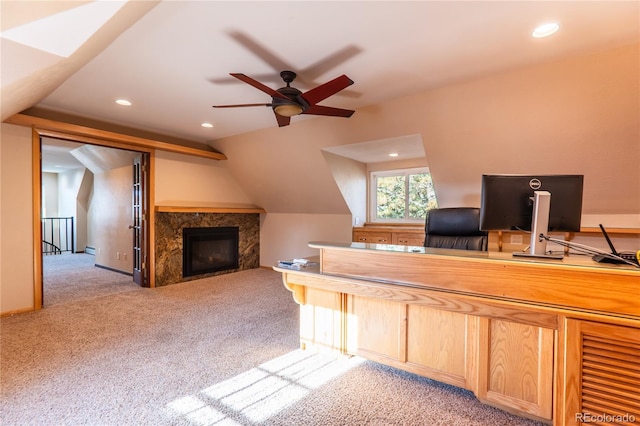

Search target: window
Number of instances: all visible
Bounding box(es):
[369,167,438,223]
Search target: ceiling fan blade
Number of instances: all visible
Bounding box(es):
[274,112,291,127]
[301,75,354,105]
[230,73,290,101]
[301,46,362,81]
[212,103,271,108]
[303,105,354,118]
[228,31,293,77]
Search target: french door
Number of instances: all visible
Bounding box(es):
[132,153,149,286]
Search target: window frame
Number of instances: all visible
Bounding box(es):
[368,166,437,224]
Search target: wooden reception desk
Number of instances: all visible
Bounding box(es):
[274,242,640,425]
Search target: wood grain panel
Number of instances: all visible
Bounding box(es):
[300,287,344,351]
[346,295,403,360]
[278,268,558,329]
[317,246,640,317]
[481,319,554,420]
[406,306,467,379]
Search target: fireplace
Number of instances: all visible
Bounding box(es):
[183,227,239,278]
[155,211,260,286]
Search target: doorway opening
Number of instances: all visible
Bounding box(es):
[38,136,151,306]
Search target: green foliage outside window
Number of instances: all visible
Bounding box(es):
[376,175,405,219]
[375,171,438,221]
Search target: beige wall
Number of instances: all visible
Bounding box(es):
[260,213,352,267]
[58,168,91,253]
[155,150,254,206]
[41,172,58,217]
[322,151,367,226]
[89,165,133,273]
[0,124,34,314]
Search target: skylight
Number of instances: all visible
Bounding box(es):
[0,1,128,58]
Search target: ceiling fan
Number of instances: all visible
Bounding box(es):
[212,71,355,127]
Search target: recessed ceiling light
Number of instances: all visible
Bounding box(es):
[389,153,399,157]
[532,22,559,38]
[115,99,131,106]
[201,122,214,128]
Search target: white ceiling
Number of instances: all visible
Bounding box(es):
[40,139,86,173]
[3,1,639,153]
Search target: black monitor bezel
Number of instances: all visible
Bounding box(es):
[479,174,584,232]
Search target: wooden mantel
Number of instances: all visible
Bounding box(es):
[155,204,266,214]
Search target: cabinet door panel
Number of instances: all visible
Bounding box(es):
[407,306,466,375]
[406,305,471,388]
[478,318,554,421]
[346,295,403,361]
[300,288,344,351]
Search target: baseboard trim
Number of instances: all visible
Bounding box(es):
[1,306,36,317]
[95,264,133,277]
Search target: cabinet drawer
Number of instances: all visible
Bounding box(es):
[353,232,392,243]
[394,232,424,246]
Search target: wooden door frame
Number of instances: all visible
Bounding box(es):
[31,128,156,309]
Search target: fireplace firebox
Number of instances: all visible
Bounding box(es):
[183,227,239,278]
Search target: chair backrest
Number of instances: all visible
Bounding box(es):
[424,207,488,251]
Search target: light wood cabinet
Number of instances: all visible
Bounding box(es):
[353,226,423,246]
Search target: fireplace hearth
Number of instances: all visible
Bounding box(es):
[183,227,239,278]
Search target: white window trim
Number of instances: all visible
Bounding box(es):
[369,166,433,224]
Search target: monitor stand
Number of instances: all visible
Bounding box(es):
[513,191,564,260]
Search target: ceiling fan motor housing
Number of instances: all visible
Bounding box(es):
[272,86,309,115]
[280,70,297,84]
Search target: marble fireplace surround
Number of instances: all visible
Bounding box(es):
[154,205,265,286]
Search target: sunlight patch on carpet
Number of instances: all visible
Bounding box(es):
[164,349,364,424]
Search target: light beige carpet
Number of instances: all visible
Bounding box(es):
[43,253,139,306]
[1,258,544,426]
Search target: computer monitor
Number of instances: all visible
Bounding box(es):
[479,174,584,259]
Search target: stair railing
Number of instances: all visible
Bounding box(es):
[42,217,74,255]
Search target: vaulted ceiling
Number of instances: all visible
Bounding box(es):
[2,1,638,147]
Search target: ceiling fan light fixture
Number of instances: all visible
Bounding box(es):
[274,104,304,117]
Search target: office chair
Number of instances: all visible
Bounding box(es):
[424,207,488,251]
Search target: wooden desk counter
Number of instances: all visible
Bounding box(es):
[274,242,640,426]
